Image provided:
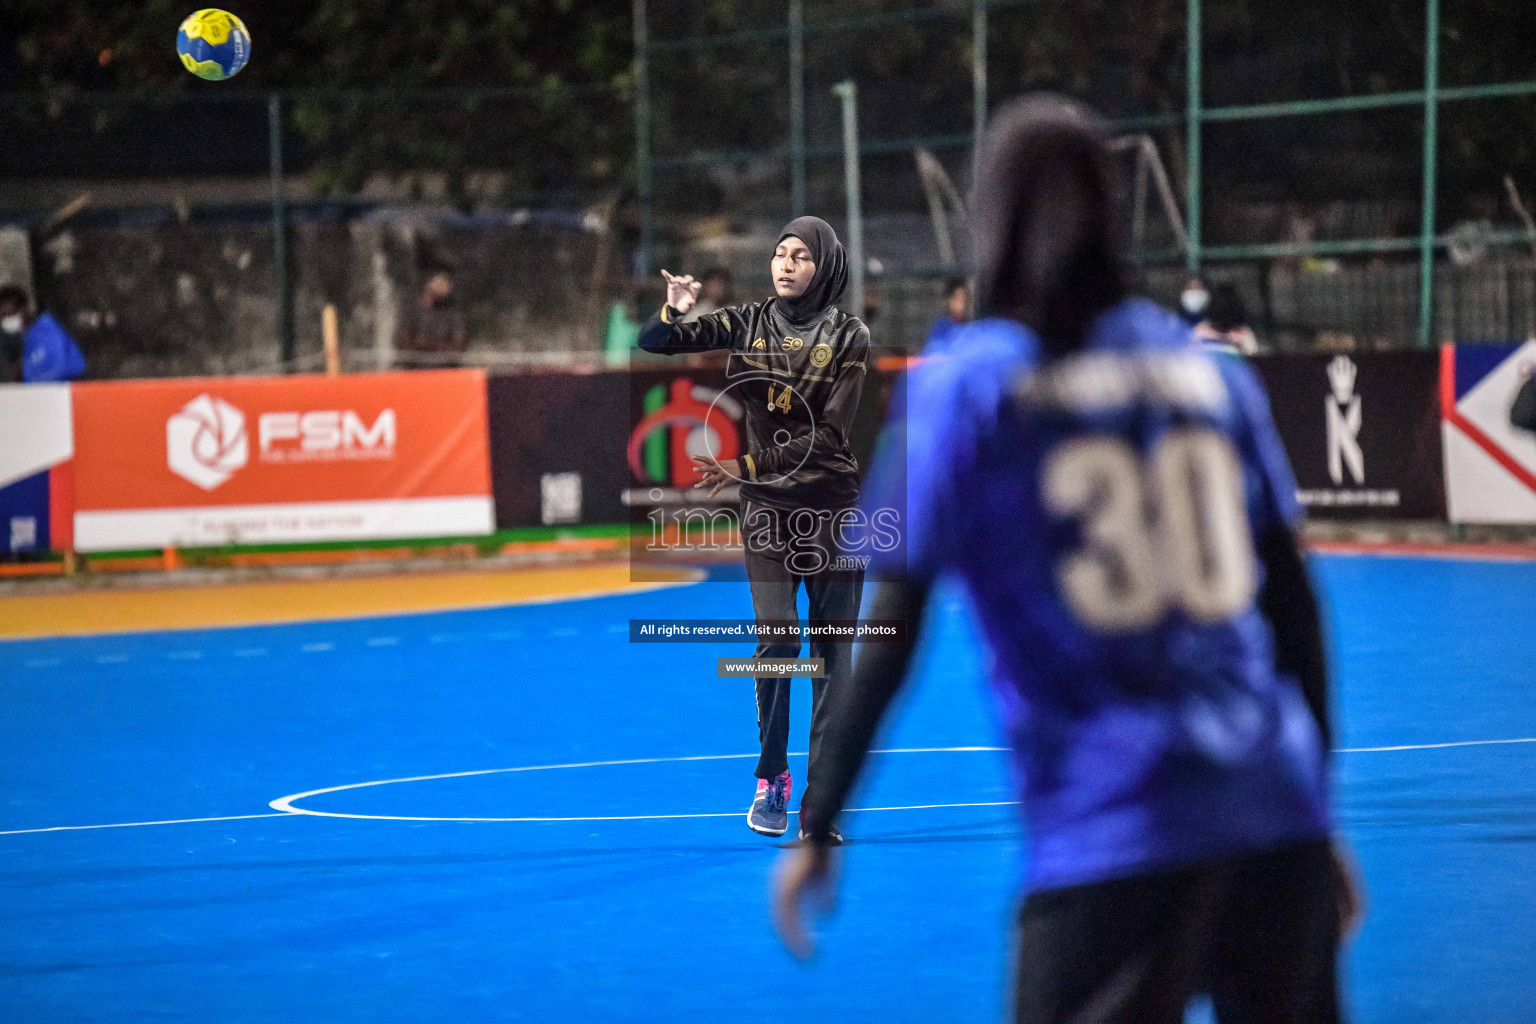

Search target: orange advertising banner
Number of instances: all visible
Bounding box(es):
[71,370,493,551]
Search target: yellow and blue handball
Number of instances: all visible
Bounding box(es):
[176,9,251,81]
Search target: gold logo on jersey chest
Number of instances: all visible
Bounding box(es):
[753,338,766,350]
[809,342,834,367]
[781,336,805,351]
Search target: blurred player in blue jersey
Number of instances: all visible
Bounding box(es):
[772,95,1361,1023]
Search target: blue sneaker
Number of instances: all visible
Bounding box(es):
[747,771,791,836]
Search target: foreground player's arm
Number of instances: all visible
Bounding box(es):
[1231,361,1364,935]
[1229,360,1333,753]
[772,575,931,959]
[800,575,930,839]
[1256,524,1332,751]
[637,271,741,354]
[1256,523,1366,936]
[746,325,869,482]
[772,341,984,959]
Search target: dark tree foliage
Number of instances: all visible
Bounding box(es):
[2,1,629,91]
[4,0,1536,225]
[2,1,632,200]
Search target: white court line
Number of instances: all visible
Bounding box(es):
[0,813,290,837]
[7,739,1534,837]
[268,747,1003,816]
[252,801,1020,824]
[1336,737,1536,753]
[263,737,1536,823]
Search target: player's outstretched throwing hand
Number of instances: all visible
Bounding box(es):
[661,270,702,314]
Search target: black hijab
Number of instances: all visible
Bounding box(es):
[774,216,849,323]
[972,94,1127,353]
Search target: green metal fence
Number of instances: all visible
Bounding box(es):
[632,0,1536,347]
[8,1,1536,365]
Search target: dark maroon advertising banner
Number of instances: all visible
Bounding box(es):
[487,365,896,531]
[1249,350,1445,520]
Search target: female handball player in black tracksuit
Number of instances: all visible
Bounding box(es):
[639,216,870,841]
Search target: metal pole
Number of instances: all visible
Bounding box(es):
[1418,0,1440,348]
[832,80,864,321]
[789,0,806,217]
[268,92,293,369]
[633,0,654,275]
[972,0,987,189]
[1184,0,1202,275]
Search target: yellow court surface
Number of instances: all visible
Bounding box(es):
[0,563,694,640]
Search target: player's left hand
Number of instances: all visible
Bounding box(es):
[1332,841,1366,939]
[690,454,740,497]
[771,842,838,960]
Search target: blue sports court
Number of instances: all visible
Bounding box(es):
[3,551,1535,1022]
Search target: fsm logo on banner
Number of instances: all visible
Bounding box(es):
[1326,355,1364,485]
[166,394,249,491]
[258,408,396,463]
[166,394,397,490]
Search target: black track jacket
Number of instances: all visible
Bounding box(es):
[638,298,869,510]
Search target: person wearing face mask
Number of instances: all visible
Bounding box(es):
[0,286,29,384]
[2,288,86,384]
[1179,275,1211,326]
[638,216,871,843]
[1194,282,1260,358]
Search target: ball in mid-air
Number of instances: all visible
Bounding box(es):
[176,9,251,81]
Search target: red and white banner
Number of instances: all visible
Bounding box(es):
[0,383,75,554]
[71,371,493,551]
[1440,342,1536,524]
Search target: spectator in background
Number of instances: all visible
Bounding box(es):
[1195,281,1260,357]
[682,267,734,322]
[924,276,972,351]
[402,270,468,368]
[604,278,644,366]
[0,285,84,383]
[1,285,28,383]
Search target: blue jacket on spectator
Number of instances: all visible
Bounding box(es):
[23,312,86,383]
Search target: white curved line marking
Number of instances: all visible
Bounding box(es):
[7,739,1533,837]
[270,738,1536,823]
[268,747,1005,817]
[0,813,289,836]
[256,801,1020,825]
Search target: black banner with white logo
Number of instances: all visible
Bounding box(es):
[487,371,634,529]
[1249,350,1445,520]
[488,365,900,530]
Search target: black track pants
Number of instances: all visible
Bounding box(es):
[742,502,865,783]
